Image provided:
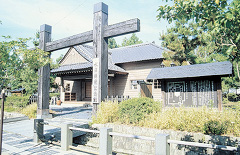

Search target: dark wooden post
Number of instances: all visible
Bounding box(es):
[92,2,109,116]
[37,24,52,119]
[0,93,5,155]
[161,80,166,108]
[217,77,222,111]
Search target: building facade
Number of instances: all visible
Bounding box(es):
[51,43,232,109]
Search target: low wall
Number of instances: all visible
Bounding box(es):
[77,123,240,155]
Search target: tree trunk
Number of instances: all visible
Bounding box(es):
[236,62,240,81]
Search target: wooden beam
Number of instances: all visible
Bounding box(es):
[104,18,140,38]
[45,18,140,52]
[45,30,93,52]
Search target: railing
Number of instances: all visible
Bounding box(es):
[33,119,239,155]
[105,95,130,102]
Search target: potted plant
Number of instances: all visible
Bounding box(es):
[56,96,61,105]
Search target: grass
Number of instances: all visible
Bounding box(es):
[93,99,240,137]
[21,103,37,118]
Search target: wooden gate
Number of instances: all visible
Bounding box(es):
[140,83,152,98]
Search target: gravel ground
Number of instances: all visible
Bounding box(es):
[50,105,92,120]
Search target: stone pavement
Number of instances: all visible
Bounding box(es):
[2,104,99,155]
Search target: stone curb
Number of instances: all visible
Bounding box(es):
[3,116,29,123]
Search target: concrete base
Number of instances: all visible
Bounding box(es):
[37,114,52,119]
[37,109,52,119]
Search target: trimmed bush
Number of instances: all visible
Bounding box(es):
[92,100,119,124]
[203,120,229,135]
[119,97,162,124]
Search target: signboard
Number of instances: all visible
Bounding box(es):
[92,58,100,103]
[166,80,217,107]
[229,88,237,94]
[236,88,240,95]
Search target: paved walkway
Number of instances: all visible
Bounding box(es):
[2,105,98,155]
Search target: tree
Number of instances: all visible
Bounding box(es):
[50,54,64,90]
[157,0,240,87]
[121,33,143,47]
[0,36,50,94]
[108,38,118,49]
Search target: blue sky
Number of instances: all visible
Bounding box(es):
[0,0,173,60]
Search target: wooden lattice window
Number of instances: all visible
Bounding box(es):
[65,93,70,101]
[65,93,76,101]
[65,84,70,92]
[71,93,76,101]
[154,79,161,89]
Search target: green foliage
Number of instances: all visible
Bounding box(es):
[93,101,240,136]
[203,120,229,135]
[157,0,240,88]
[0,35,50,94]
[21,103,37,118]
[121,33,143,47]
[227,93,238,102]
[50,54,64,90]
[108,38,118,49]
[49,93,60,98]
[222,97,228,104]
[92,101,119,124]
[119,97,162,124]
[5,95,30,108]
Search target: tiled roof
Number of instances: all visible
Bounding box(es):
[51,43,166,74]
[73,43,165,64]
[110,43,165,64]
[74,45,93,62]
[51,61,126,74]
[147,61,232,80]
[51,62,92,74]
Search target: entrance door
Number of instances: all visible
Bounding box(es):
[140,82,152,98]
[84,81,92,101]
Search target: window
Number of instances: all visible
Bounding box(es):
[154,79,161,89]
[65,93,70,101]
[130,80,144,89]
[65,84,70,92]
[71,93,76,101]
[65,93,76,101]
[131,80,138,89]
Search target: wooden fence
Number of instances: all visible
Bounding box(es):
[34,119,239,155]
[28,95,58,105]
[28,95,37,104]
[105,95,130,103]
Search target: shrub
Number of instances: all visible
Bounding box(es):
[49,93,60,98]
[91,98,240,137]
[92,101,119,124]
[203,120,229,135]
[119,97,162,124]
[227,93,238,102]
[21,103,37,118]
[222,97,229,104]
[5,95,30,108]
